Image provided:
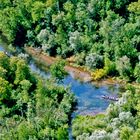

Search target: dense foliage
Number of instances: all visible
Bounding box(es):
[0,0,140,81]
[72,85,140,140]
[0,52,75,139]
[50,59,67,82]
[1,0,140,139]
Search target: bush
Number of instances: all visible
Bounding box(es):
[56,125,69,140]
[134,63,140,83]
[85,53,104,69]
[132,129,140,140]
[17,122,37,140]
[91,130,111,140]
[116,56,133,80]
[120,126,133,140]
[75,52,86,65]
[50,60,67,82]
[92,69,107,80]
[26,30,36,46]
[104,56,117,76]
[90,42,104,55]
[72,114,106,138]
[37,29,49,44]
[69,31,82,53]
[0,66,7,79]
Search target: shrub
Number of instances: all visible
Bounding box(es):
[0,66,7,79]
[69,31,82,53]
[88,130,111,140]
[120,126,133,140]
[56,125,68,140]
[116,56,133,80]
[90,42,104,55]
[119,112,134,124]
[75,52,86,65]
[50,60,67,82]
[85,53,104,69]
[92,69,107,80]
[134,63,140,83]
[72,114,106,138]
[17,121,37,140]
[132,129,140,140]
[37,29,49,44]
[104,56,116,76]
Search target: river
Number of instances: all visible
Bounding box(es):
[0,44,119,139]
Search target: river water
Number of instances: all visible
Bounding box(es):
[0,44,119,139]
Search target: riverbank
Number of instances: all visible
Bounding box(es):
[25,47,126,87]
[0,42,127,140]
[0,44,121,115]
[25,47,93,82]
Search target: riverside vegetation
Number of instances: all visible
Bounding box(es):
[0,0,140,139]
[0,52,75,139]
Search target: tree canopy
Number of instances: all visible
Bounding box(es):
[0,0,140,81]
[0,52,75,139]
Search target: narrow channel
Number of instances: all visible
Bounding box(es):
[0,44,119,139]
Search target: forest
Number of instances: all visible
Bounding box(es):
[0,0,140,82]
[0,52,75,139]
[0,0,140,139]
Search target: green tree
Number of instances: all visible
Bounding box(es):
[50,60,67,82]
[0,66,7,79]
[0,77,11,104]
[57,125,69,140]
[31,1,46,23]
[14,59,30,85]
[120,126,133,140]
[128,0,140,14]
[104,55,116,76]
[17,121,37,140]
[0,52,9,70]
[134,63,140,83]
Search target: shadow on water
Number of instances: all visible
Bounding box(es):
[0,44,120,140]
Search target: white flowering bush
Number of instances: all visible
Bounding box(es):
[109,111,134,130]
[69,31,82,53]
[41,34,56,55]
[119,112,134,124]
[89,130,111,140]
[37,29,49,44]
[110,118,121,130]
[116,56,133,80]
[42,44,49,52]
[76,133,89,140]
[76,130,121,140]
[18,53,29,60]
[77,131,107,140]
[85,53,103,69]
[115,94,127,106]
[110,129,120,140]
[107,90,130,120]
